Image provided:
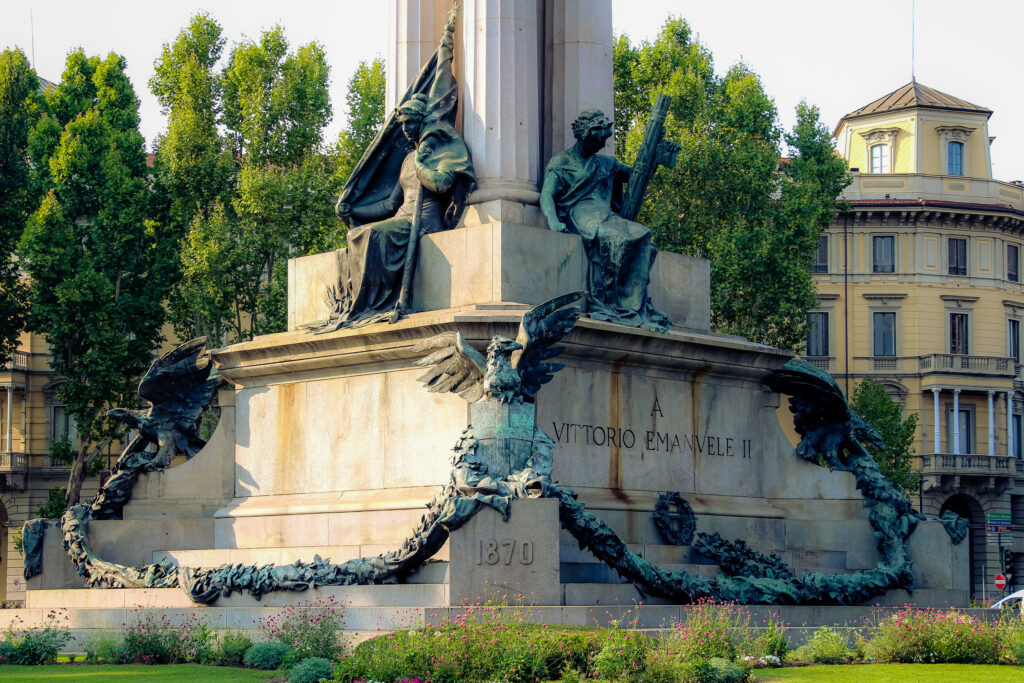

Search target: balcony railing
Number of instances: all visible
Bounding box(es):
[842,172,1024,211]
[919,354,1016,376]
[0,451,28,473]
[803,356,834,371]
[851,356,914,372]
[915,453,1024,477]
[3,352,28,370]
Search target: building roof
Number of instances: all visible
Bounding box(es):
[37,76,56,94]
[839,79,992,123]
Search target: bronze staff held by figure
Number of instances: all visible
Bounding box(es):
[540,109,671,333]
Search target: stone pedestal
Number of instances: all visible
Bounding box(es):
[448,497,561,605]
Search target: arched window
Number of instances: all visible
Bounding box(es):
[870,143,890,173]
[948,141,963,175]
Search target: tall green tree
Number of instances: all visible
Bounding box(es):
[849,379,920,496]
[155,16,341,343]
[615,18,849,349]
[20,50,177,507]
[0,48,44,362]
[333,56,385,187]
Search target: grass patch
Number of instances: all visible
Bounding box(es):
[0,663,280,681]
[752,663,1023,682]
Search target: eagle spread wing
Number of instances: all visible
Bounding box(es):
[412,331,488,403]
[511,291,584,401]
[112,337,223,460]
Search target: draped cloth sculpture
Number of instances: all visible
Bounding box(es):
[540,109,671,332]
[321,5,475,330]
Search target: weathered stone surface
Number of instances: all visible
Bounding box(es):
[287,224,709,332]
[449,498,560,606]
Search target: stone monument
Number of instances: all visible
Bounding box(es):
[15,0,966,644]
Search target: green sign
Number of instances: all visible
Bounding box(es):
[987,512,1012,533]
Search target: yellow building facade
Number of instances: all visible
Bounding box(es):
[812,80,1024,598]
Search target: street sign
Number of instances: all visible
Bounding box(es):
[996,574,1008,590]
[986,512,1012,533]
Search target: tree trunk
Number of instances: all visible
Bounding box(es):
[65,446,89,508]
[64,435,115,509]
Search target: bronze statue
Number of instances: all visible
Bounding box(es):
[322,6,475,330]
[540,109,672,332]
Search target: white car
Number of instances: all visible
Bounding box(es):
[991,589,1024,609]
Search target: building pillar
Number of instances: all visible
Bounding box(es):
[952,388,961,455]
[5,386,12,453]
[459,0,545,226]
[932,388,941,453]
[988,390,996,455]
[1009,391,1016,459]
[386,0,458,112]
[543,0,615,159]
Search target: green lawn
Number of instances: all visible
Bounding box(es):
[752,663,1022,682]
[0,664,282,681]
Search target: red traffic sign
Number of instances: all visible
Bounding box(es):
[995,574,1008,590]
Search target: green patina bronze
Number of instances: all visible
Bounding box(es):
[317,5,475,331]
[540,106,676,332]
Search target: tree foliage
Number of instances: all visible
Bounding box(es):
[849,378,920,496]
[333,56,385,188]
[20,49,177,506]
[614,18,850,349]
[155,15,341,344]
[0,49,42,363]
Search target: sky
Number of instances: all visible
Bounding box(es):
[4,0,1024,180]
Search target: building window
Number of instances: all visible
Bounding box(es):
[872,236,895,273]
[948,238,967,276]
[950,313,970,355]
[873,312,896,356]
[947,406,973,455]
[1009,245,1019,282]
[52,405,78,446]
[1014,414,1022,459]
[813,235,828,273]
[870,144,890,173]
[1011,319,1021,363]
[947,141,963,175]
[806,312,829,356]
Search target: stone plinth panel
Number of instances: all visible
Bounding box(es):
[449,498,560,606]
[287,223,710,332]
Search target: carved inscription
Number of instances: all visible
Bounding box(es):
[477,539,534,566]
[550,395,754,458]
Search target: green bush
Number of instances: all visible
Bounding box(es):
[593,627,654,682]
[217,632,253,666]
[707,656,746,683]
[288,656,333,683]
[85,635,124,663]
[119,611,214,664]
[244,641,292,670]
[1,610,72,665]
[864,607,1000,664]
[257,596,344,662]
[804,626,851,664]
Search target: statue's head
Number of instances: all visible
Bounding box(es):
[397,94,429,143]
[486,336,523,365]
[571,109,613,151]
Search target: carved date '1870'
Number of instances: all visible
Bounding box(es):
[477,539,534,566]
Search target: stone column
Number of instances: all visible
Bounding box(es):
[459,0,545,226]
[932,388,941,453]
[386,0,458,112]
[988,390,996,455]
[5,386,12,453]
[1008,391,1016,458]
[543,0,615,159]
[952,388,960,455]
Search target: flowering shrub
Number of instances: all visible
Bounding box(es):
[0,610,72,665]
[257,596,345,662]
[864,607,1000,664]
[119,610,215,664]
[244,641,292,669]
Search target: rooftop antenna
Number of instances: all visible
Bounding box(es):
[910,0,915,81]
[30,6,35,66]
